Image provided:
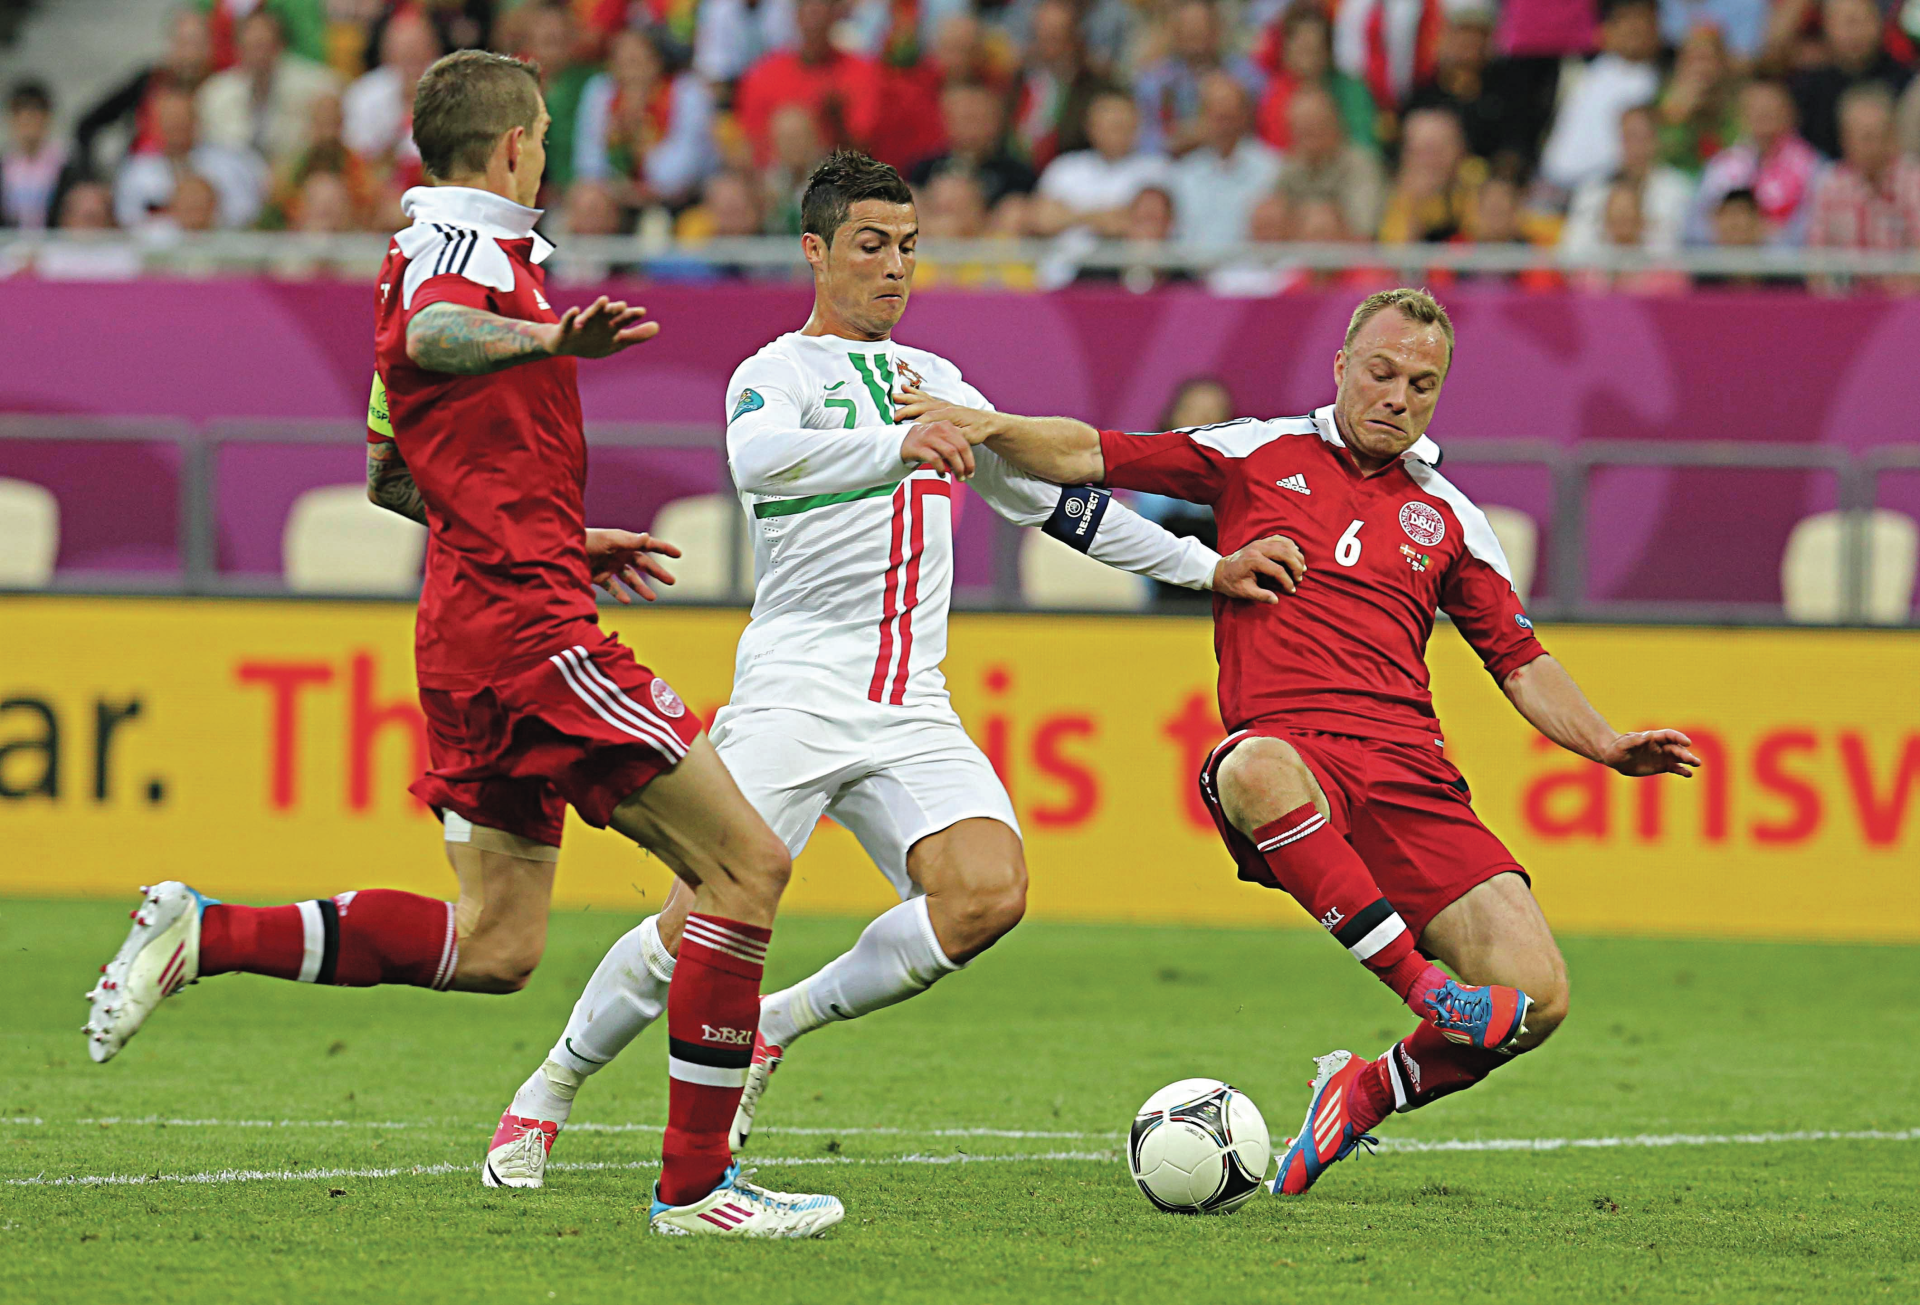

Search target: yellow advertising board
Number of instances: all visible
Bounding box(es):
[1,597,1915,940]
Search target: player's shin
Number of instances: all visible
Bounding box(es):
[758,896,961,1048]
[659,913,770,1206]
[510,914,677,1124]
[200,890,458,989]
[1351,1022,1513,1131]
[1250,804,1449,1014]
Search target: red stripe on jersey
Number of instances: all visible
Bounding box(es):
[888,480,944,705]
[867,485,908,703]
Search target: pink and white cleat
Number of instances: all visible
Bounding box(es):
[84,882,211,1064]
[483,1113,559,1189]
[728,1031,784,1152]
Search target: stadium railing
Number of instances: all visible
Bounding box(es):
[2,415,1915,625]
[4,232,1920,283]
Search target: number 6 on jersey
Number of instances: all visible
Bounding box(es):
[1335,519,1364,567]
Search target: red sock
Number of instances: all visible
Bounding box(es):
[200,890,458,990]
[1251,804,1449,1011]
[659,913,770,1207]
[1348,1022,1509,1133]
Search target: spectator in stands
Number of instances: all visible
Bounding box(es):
[1900,72,1920,158]
[1493,0,1597,173]
[1808,85,1920,260]
[519,2,595,194]
[1274,83,1386,237]
[342,10,440,169]
[761,103,828,233]
[1032,89,1173,236]
[679,169,768,240]
[1563,103,1695,253]
[2,81,74,230]
[1696,185,1807,287]
[910,81,1038,211]
[695,0,800,84]
[166,171,222,232]
[1253,3,1376,154]
[272,91,377,230]
[195,10,340,164]
[57,180,119,230]
[1405,7,1531,171]
[76,6,214,174]
[1014,0,1118,169]
[914,171,1038,289]
[201,0,330,71]
[371,0,489,64]
[114,84,266,230]
[1137,378,1231,602]
[734,0,879,164]
[1539,0,1663,194]
[1333,0,1444,111]
[1790,0,1914,160]
[1133,0,1267,155]
[1169,72,1281,246]
[574,27,718,210]
[567,178,626,236]
[1658,0,1767,61]
[1655,26,1741,175]
[1689,78,1823,244]
[1378,105,1486,241]
[291,168,353,233]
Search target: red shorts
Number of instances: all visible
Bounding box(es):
[410,630,704,848]
[1198,726,1527,941]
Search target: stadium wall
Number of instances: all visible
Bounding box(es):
[2,598,1915,942]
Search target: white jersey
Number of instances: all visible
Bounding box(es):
[720,330,1218,718]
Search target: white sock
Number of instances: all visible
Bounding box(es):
[759,896,961,1048]
[512,915,676,1122]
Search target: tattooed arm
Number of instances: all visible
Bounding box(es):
[366,436,428,525]
[404,295,661,375]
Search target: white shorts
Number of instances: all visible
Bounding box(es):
[708,702,1020,902]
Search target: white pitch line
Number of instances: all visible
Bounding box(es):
[48,1117,1103,1140]
[1374,1128,1920,1153]
[6,1152,1120,1188]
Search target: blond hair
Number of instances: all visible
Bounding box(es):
[1344,288,1455,359]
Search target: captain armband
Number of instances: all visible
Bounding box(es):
[1042,485,1112,553]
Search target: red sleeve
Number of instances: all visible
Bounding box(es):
[1097,429,1229,505]
[405,271,495,322]
[1440,552,1547,684]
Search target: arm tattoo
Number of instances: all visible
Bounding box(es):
[366,439,429,526]
[406,302,551,375]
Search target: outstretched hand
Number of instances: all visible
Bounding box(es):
[894,387,998,441]
[1597,729,1702,778]
[1213,534,1307,603]
[584,528,680,603]
[544,297,660,359]
[901,420,979,478]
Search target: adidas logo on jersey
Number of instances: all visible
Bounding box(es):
[1276,474,1311,495]
[533,291,552,310]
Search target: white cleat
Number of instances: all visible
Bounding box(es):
[482,1112,559,1189]
[729,1031,784,1152]
[648,1163,843,1238]
[83,882,209,1064]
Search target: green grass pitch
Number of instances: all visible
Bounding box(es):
[4,898,1917,1303]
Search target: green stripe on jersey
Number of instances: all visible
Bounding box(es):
[753,482,899,518]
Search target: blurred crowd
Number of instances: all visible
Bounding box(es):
[4,0,1920,287]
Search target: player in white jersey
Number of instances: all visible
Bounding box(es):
[481,152,1303,1187]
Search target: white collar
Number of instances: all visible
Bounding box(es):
[400,185,554,264]
[1312,404,1443,468]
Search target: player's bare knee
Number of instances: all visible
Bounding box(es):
[457,937,544,994]
[1217,738,1323,833]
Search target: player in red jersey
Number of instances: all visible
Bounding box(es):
[84,50,842,1236]
[897,288,1702,1195]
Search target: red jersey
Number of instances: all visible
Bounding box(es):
[372,186,596,690]
[1100,408,1545,746]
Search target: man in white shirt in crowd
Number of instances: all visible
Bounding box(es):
[1170,71,1283,247]
[113,84,266,230]
[1561,102,1696,254]
[1538,0,1662,194]
[1031,90,1172,237]
[343,9,442,164]
[195,10,339,164]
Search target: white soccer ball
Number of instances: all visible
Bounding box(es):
[1127,1077,1273,1214]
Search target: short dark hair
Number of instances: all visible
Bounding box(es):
[1717,187,1760,211]
[801,149,913,243]
[411,50,543,181]
[8,79,50,113]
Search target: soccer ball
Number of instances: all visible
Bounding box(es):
[1127,1078,1272,1214]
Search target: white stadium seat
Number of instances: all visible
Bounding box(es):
[283,484,427,595]
[0,477,59,588]
[1781,509,1919,625]
[1019,531,1149,610]
[1478,505,1539,607]
[650,493,754,601]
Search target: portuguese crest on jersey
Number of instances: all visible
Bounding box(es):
[1399,501,1446,546]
